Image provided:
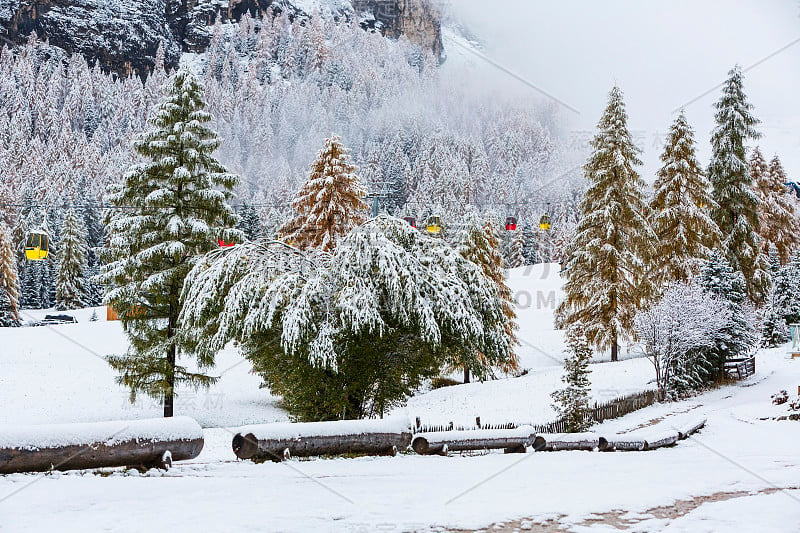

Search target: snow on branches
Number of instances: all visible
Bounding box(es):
[635,282,729,399]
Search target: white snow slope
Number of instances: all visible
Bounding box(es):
[2,264,800,532]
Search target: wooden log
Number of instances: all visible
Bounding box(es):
[676,418,706,440]
[232,417,412,461]
[643,430,680,450]
[598,436,646,452]
[532,432,599,452]
[0,417,204,474]
[410,426,535,456]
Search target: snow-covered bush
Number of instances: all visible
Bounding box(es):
[772,390,789,405]
[180,215,517,420]
[635,282,729,399]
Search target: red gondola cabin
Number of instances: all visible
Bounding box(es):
[505,217,517,231]
[403,216,416,229]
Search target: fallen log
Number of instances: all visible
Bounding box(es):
[232,417,412,461]
[676,418,706,440]
[532,433,599,452]
[411,426,535,456]
[598,436,646,452]
[0,417,204,474]
[642,430,680,450]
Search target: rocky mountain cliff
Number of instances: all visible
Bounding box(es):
[0,0,442,76]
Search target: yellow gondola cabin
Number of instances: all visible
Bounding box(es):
[25,231,49,261]
[539,214,551,231]
[426,216,442,234]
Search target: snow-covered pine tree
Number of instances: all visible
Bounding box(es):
[557,86,655,361]
[760,306,789,347]
[650,111,720,288]
[753,151,799,265]
[55,208,88,310]
[709,66,770,304]
[100,70,242,417]
[551,323,593,432]
[507,228,526,269]
[279,135,368,252]
[773,250,800,325]
[237,202,262,241]
[521,223,538,265]
[0,223,21,326]
[699,250,757,374]
[457,212,520,381]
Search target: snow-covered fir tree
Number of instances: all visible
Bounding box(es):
[521,224,538,265]
[180,215,515,421]
[773,250,800,325]
[457,212,520,381]
[635,282,728,399]
[507,228,526,269]
[551,323,593,432]
[55,208,88,310]
[100,70,242,417]
[753,151,799,265]
[650,111,720,288]
[699,250,758,373]
[279,135,368,252]
[709,66,770,304]
[0,223,21,326]
[237,202,262,241]
[558,86,655,361]
[760,306,790,347]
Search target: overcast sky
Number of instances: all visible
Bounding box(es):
[446,0,800,181]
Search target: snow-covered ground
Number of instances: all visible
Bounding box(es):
[3,265,800,532]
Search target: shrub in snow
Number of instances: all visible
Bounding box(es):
[771,390,788,405]
[635,282,729,400]
[558,86,655,362]
[708,66,770,304]
[180,215,517,421]
[551,323,593,432]
[99,70,241,417]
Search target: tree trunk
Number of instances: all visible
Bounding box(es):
[0,417,204,474]
[463,367,470,384]
[611,341,618,362]
[164,343,176,418]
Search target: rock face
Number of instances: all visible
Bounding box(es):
[352,0,442,61]
[0,0,443,76]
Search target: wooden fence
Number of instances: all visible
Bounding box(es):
[415,389,659,435]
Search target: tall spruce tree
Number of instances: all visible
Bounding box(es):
[279,135,368,252]
[0,223,21,326]
[753,152,799,264]
[521,223,538,265]
[100,70,241,417]
[558,86,655,361]
[709,66,770,304]
[507,228,526,269]
[457,212,519,381]
[55,208,88,310]
[650,111,720,288]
